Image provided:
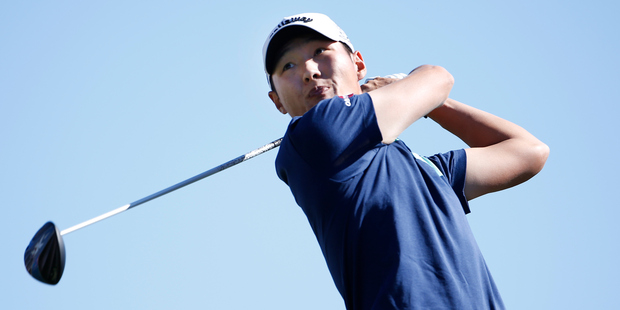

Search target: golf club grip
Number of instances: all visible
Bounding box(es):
[60,138,283,236]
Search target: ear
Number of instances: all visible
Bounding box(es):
[268,91,287,114]
[353,51,367,81]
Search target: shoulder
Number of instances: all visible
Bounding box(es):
[286,93,380,150]
[427,149,469,212]
[296,93,375,132]
[427,149,467,180]
[276,93,382,178]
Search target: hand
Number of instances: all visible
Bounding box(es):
[361,76,401,93]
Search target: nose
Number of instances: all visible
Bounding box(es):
[303,60,320,83]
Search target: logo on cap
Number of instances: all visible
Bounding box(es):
[269,16,314,39]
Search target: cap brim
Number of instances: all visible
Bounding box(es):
[265,26,331,76]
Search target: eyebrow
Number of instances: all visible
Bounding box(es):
[274,38,334,71]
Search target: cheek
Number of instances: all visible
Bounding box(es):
[336,55,357,74]
[274,75,296,91]
[331,59,358,82]
[278,85,295,100]
[274,86,300,111]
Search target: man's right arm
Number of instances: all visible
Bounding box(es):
[427,98,549,200]
[367,65,454,144]
[364,68,548,199]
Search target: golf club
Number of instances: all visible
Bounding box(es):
[25,138,282,285]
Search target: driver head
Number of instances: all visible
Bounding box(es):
[24,221,66,285]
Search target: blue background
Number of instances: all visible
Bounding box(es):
[2,1,618,309]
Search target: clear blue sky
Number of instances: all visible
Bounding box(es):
[2,1,618,309]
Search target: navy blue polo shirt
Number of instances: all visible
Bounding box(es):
[276,93,504,309]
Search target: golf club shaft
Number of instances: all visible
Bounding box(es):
[60,138,283,236]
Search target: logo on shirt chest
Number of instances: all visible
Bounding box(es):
[338,94,354,107]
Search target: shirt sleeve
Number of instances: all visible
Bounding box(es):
[429,149,470,213]
[285,93,383,178]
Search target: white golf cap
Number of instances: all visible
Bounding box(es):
[263,13,354,88]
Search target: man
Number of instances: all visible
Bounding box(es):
[263,13,549,309]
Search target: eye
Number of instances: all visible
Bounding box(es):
[281,62,294,72]
[314,48,326,56]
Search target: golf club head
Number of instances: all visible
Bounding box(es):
[24,221,66,285]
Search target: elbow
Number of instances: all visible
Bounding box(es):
[506,141,549,190]
[429,64,454,83]
[433,65,454,101]
[412,64,454,89]
[440,65,455,88]
[418,64,454,103]
[528,141,550,176]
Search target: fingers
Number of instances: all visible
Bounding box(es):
[361,77,401,93]
[361,73,407,93]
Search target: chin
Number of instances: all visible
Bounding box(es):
[306,99,323,110]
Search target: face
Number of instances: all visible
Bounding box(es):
[268,38,366,117]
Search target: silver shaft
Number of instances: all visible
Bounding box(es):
[60,138,283,236]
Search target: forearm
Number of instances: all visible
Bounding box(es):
[427,98,550,199]
[427,98,536,148]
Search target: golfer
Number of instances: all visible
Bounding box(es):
[263,13,549,309]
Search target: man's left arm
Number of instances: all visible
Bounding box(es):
[427,98,550,200]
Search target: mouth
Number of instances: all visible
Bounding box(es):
[307,86,330,100]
